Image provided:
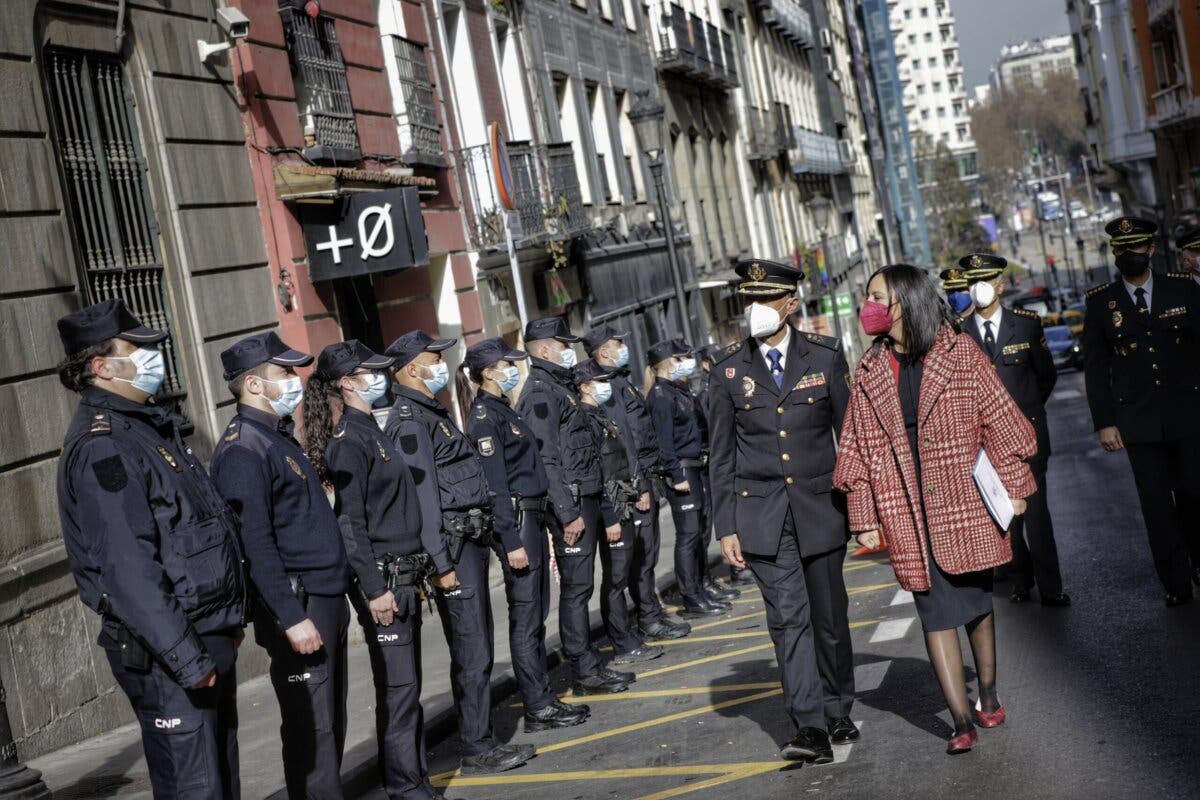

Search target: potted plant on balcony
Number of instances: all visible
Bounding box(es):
[543,192,570,236]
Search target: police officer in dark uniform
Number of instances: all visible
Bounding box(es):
[518,316,633,694]
[210,332,351,799]
[300,340,453,800]
[383,331,534,773]
[647,341,730,617]
[960,254,1069,606]
[575,358,665,664]
[708,259,858,762]
[1175,225,1200,286]
[583,326,691,641]
[940,267,974,321]
[1083,217,1200,606]
[56,299,247,799]
[464,337,589,732]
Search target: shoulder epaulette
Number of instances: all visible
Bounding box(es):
[88,410,111,435]
[804,331,841,350]
[1086,281,1114,299]
[395,403,413,420]
[1167,271,1192,279]
[714,341,743,364]
[1012,307,1039,320]
[472,404,487,420]
[222,419,240,442]
[332,418,347,438]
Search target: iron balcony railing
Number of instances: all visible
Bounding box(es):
[746,106,780,161]
[654,2,738,88]
[792,129,845,175]
[756,0,813,48]
[459,140,590,251]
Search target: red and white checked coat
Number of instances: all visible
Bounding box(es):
[833,326,1037,591]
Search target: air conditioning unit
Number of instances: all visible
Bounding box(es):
[838,138,856,165]
[819,28,833,50]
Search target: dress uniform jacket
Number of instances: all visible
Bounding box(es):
[1082,273,1200,443]
[384,386,491,574]
[326,406,424,600]
[57,389,246,686]
[707,330,852,558]
[516,358,603,522]
[466,391,550,554]
[963,307,1057,461]
[647,379,703,485]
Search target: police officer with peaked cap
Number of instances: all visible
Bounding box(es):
[383,331,535,773]
[1083,217,1200,605]
[708,258,858,762]
[464,337,590,733]
[939,266,974,321]
[209,331,351,799]
[518,316,634,694]
[583,325,691,641]
[56,299,247,799]
[960,254,1068,606]
[574,357,665,665]
[1174,225,1200,285]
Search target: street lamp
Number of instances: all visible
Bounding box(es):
[629,90,694,344]
[807,193,843,347]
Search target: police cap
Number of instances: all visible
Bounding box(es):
[959,253,1007,283]
[1176,224,1200,250]
[1105,216,1156,247]
[671,338,696,357]
[316,340,393,380]
[573,358,615,386]
[938,267,969,293]
[734,258,801,297]
[646,339,688,366]
[57,298,168,356]
[465,336,527,370]
[384,330,457,369]
[524,316,580,344]
[220,331,312,381]
[581,323,628,355]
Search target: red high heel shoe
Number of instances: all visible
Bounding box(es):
[946,728,978,754]
[974,698,1006,728]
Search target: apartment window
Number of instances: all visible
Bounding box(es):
[43,48,185,402]
[908,34,916,44]
[924,32,932,42]
[904,9,912,18]
[928,57,936,67]
[615,90,646,202]
[921,109,929,119]
[917,83,926,94]
[920,6,929,16]
[912,59,920,69]
[598,0,614,22]
[391,36,442,165]
[932,81,941,91]
[937,106,945,117]
[280,4,360,160]
[1152,41,1176,89]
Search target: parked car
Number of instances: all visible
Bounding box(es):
[1044,324,1082,370]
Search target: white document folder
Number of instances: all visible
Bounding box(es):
[973,448,1015,532]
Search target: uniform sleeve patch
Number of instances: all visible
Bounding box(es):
[92,455,127,492]
[400,434,419,455]
[477,437,495,456]
[534,402,549,420]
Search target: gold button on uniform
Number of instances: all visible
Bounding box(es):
[1152,363,1159,370]
[741,490,749,497]
[744,403,751,410]
[779,430,787,438]
[807,397,814,404]
[777,406,784,414]
[1149,347,1156,353]
[786,477,794,485]
[782,453,791,461]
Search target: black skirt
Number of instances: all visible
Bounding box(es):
[894,348,994,632]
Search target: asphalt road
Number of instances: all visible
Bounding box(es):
[385,369,1200,800]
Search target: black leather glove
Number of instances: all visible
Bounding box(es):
[393,585,419,620]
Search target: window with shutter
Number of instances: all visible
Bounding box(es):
[279,2,361,162]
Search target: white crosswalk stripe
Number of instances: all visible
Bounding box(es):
[832,721,865,764]
[889,589,914,606]
[853,659,892,694]
[869,617,914,643]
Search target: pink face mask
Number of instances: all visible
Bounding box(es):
[859,300,895,337]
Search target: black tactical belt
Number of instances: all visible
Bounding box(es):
[515,496,548,512]
[679,456,707,468]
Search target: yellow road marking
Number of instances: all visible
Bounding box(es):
[849,581,898,596]
[647,631,772,646]
[686,610,762,631]
[843,559,888,573]
[636,761,784,800]
[431,761,784,793]
[557,682,782,703]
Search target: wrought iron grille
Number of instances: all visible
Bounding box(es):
[281,5,360,157]
[544,142,589,235]
[391,36,443,164]
[44,48,185,401]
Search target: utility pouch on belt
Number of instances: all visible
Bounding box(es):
[117,624,151,672]
[441,508,495,561]
[376,552,431,590]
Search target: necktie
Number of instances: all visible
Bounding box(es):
[1135,287,1148,313]
[983,320,996,358]
[767,348,784,388]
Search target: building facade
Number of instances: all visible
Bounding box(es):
[1068,0,1158,217]
[990,34,1075,95]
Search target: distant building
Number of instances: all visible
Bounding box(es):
[970,84,992,109]
[990,34,1075,95]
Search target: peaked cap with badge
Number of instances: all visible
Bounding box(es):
[1105,216,1156,247]
[959,253,1006,283]
[938,267,969,293]
[734,258,801,297]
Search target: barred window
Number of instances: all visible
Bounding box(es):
[280,3,360,161]
[391,36,444,166]
[43,48,186,403]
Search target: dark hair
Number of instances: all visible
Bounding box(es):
[227,363,271,399]
[872,263,957,358]
[467,364,487,385]
[57,339,117,393]
[302,371,341,482]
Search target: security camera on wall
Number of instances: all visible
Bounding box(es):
[197,7,251,63]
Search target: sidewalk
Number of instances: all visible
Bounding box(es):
[29,506,692,799]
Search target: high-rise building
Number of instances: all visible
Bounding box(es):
[990,35,1075,95]
[888,0,977,180]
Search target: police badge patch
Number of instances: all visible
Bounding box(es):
[742,376,756,397]
[438,421,453,438]
[285,456,306,479]
[510,423,523,437]
[726,367,736,379]
[477,437,495,457]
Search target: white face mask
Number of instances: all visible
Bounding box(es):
[261,376,303,417]
[745,302,784,338]
[422,362,450,394]
[969,281,997,309]
[676,357,697,378]
[558,347,578,369]
[110,347,166,396]
[355,372,388,405]
[590,381,613,404]
[613,344,630,368]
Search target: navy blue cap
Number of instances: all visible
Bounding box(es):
[465,337,527,370]
[573,358,615,385]
[672,338,696,357]
[385,330,457,368]
[220,332,312,381]
[57,298,167,356]
[959,253,1007,282]
[646,339,688,366]
[699,344,726,363]
[734,258,801,297]
[524,316,580,344]
[1105,216,1156,246]
[316,340,393,380]
[1176,225,1200,250]
[581,324,629,355]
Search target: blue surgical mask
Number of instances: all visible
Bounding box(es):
[947,290,973,315]
[423,362,450,395]
[559,347,578,369]
[674,358,696,380]
[111,347,166,396]
[495,365,521,394]
[613,344,630,368]
[355,372,388,405]
[261,376,303,417]
[591,381,613,404]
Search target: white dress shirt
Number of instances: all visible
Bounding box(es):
[974,307,1004,342]
[1123,271,1153,309]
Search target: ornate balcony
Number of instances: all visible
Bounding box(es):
[654,2,739,89]
[792,129,845,175]
[746,106,781,161]
[756,0,813,47]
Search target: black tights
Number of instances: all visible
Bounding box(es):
[923,612,999,735]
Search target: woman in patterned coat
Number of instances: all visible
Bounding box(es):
[833,264,1037,754]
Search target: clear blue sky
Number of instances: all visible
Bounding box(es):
[953,0,1071,90]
